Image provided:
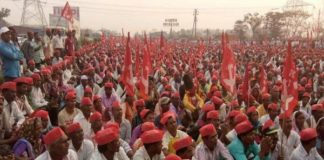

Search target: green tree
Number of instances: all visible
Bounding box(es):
[0,8,10,20]
[281,10,311,38]
[234,20,249,42]
[264,11,285,39]
[243,12,263,39]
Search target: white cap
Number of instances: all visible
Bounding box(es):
[0,27,10,36]
[81,75,88,80]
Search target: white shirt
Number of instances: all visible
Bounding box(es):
[73,113,92,139]
[90,147,129,160]
[3,100,25,131]
[225,129,237,142]
[69,139,94,160]
[52,35,64,49]
[30,86,48,108]
[289,144,322,160]
[259,115,280,128]
[76,84,86,103]
[194,140,234,160]
[278,129,300,154]
[35,149,78,160]
[162,130,188,151]
[133,146,165,160]
[63,69,72,85]
[16,95,34,116]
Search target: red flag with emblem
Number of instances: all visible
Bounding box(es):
[220,32,236,95]
[281,41,298,116]
[120,32,134,92]
[61,2,73,22]
[259,65,268,94]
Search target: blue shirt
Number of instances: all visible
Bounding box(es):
[0,41,24,78]
[227,137,260,160]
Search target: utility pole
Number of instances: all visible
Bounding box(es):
[192,9,198,38]
[21,0,47,26]
[163,18,179,38]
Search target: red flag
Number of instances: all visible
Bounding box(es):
[61,2,73,22]
[144,33,152,74]
[259,65,268,94]
[281,41,298,116]
[242,63,250,104]
[220,32,236,95]
[120,32,134,92]
[137,42,151,99]
[135,44,141,79]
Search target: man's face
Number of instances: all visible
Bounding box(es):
[302,96,310,105]
[106,138,120,153]
[242,131,255,146]
[144,113,154,123]
[81,79,88,87]
[171,97,180,107]
[105,87,112,97]
[27,32,34,40]
[166,117,177,133]
[17,83,28,95]
[204,133,218,150]
[208,118,220,129]
[70,129,84,146]
[179,145,194,159]
[66,98,76,107]
[81,105,93,118]
[1,32,11,43]
[152,141,163,155]
[249,112,259,123]
[112,107,122,119]
[91,120,103,133]
[161,103,170,113]
[50,136,69,157]
[3,90,16,102]
[280,118,292,131]
[313,110,324,120]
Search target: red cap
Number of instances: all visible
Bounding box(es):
[25,77,33,85]
[104,82,113,88]
[41,69,51,75]
[235,121,254,135]
[246,106,257,115]
[44,127,66,145]
[14,77,30,84]
[212,96,223,105]
[165,84,172,91]
[160,111,176,125]
[84,87,92,93]
[165,154,181,160]
[1,82,16,91]
[67,122,82,134]
[311,104,324,111]
[28,59,35,65]
[234,113,248,125]
[94,128,119,145]
[230,100,239,107]
[212,75,218,81]
[112,101,120,108]
[300,128,317,141]
[141,122,155,132]
[268,103,278,110]
[65,92,76,100]
[228,110,241,118]
[262,93,271,100]
[305,84,312,89]
[262,119,275,132]
[141,129,163,144]
[302,92,311,98]
[202,103,215,113]
[81,97,92,106]
[171,92,180,98]
[31,73,41,81]
[140,109,151,119]
[207,110,219,120]
[279,112,290,120]
[135,99,145,107]
[161,91,170,97]
[213,91,222,98]
[33,110,49,120]
[93,95,101,101]
[103,122,120,130]
[90,112,102,122]
[173,136,193,151]
[200,124,216,137]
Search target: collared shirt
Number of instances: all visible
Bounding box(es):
[130,124,142,146]
[3,100,25,131]
[90,147,129,160]
[75,84,86,103]
[30,86,48,109]
[0,41,24,78]
[69,139,94,160]
[101,93,119,112]
[289,144,322,160]
[58,108,82,126]
[73,113,92,139]
[133,146,165,160]
[277,129,300,154]
[228,137,260,160]
[194,140,233,160]
[162,130,188,154]
[109,118,132,143]
[52,35,64,49]
[267,142,289,160]
[35,149,78,160]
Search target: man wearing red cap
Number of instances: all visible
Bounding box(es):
[308,104,324,128]
[76,75,89,104]
[161,111,188,154]
[173,136,194,159]
[14,77,34,116]
[30,73,48,108]
[89,111,103,135]
[195,124,233,160]
[256,93,272,118]
[278,113,301,154]
[1,82,25,132]
[67,123,94,160]
[259,103,280,127]
[122,90,136,123]
[90,128,129,160]
[131,99,146,129]
[58,92,82,126]
[290,128,322,160]
[101,82,120,114]
[109,101,131,143]
[36,127,78,160]
[133,129,165,160]
[228,121,271,159]
[299,92,312,116]
[130,108,154,147]
[73,97,94,139]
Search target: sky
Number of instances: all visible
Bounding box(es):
[1,0,323,33]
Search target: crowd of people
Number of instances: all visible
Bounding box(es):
[0,25,323,160]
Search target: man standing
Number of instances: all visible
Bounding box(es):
[43,28,53,58]
[0,27,24,81]
[52,29,64,54]
[65,31,75,56]
[36,127,78,160]
[20,32,35,62]
[67,122,94,160]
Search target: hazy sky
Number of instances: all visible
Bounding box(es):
[1,0,323,33]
